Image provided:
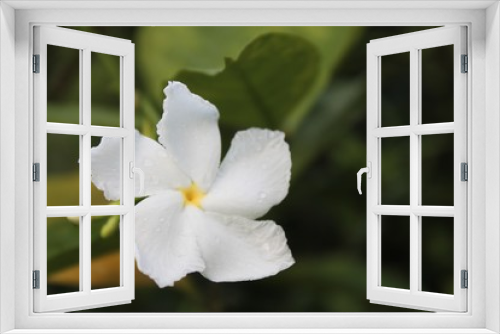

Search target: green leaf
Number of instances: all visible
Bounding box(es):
[46,218,81,274]
[174,33,319,130]
[135,27,362,133]
[100,210,121,238]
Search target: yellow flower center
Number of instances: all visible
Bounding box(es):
[180,183,205,208]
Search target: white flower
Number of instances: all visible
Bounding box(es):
[91,81,294,287]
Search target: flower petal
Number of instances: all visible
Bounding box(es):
[91,131,191,200]
[91,136,122,200]
[135,191,205,287]
[193,211,294,282]
[157,82,221,191]
[135,131,191,194]
[202,128,291,219]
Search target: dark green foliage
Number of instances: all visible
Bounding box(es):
[47,217,120,274]
[176,33,319,129]
[47,26,453,313]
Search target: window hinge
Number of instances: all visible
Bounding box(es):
[461,162,468,182]
[33,163,40,182]
[33,54,40,73]
[33,270,40,289]
[461,54,468,73]
[461,270,468,289]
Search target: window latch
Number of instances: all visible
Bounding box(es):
[357,162,372,195]
[129,162,145,196]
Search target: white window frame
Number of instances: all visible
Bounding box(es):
[366,26,468,312]
[0,1,499,333]
[33,26,136,313]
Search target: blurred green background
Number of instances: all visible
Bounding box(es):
[46,26,455,312]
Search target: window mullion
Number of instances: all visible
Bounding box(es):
[409,48,420,294]
[82,48,91,207]
[121,51,135,293]
[416,48,424,293]
[81,48,92,294]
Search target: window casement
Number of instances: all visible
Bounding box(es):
[364,26,467,312]
[32,26,137,312]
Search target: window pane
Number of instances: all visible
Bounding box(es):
[421,134,454,206]
[47,133,80,206]
[91,136,122,205]
[381,215,410,290]
[91,215,121,290]
[47,45,80,124]
[421,217,454,294]
[381,136,410,205]
[47,216,80,295]
[92,52,121,127]
[421,45,454,124]
[381,52,410,127]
